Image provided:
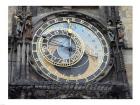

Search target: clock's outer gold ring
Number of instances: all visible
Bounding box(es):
[32,16,111,83]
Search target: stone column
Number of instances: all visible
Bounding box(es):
[8,6,16,36]
[16,43,21,81]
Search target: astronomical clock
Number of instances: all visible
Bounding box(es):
[8,6,131,99]
[32,16,111,83]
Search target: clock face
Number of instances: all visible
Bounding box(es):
[32,17,110,83]
[40,30,85,67]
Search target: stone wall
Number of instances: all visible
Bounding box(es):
[119,6,132,90]
[8,6,16,36]
[119,6,132,48]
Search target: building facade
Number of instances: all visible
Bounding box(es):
[8,6,132,99]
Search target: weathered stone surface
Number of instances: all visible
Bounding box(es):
[8,6,16,36]
[123,50,132,87]
[119,6,132,48]
[119,7,132,90]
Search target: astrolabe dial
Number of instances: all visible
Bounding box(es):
[32,17,110,83]
[39,30,85,67]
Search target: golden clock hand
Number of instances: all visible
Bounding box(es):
[84,45,98,59]
[85,52,98,59]
[49,42,64,47]
[69,36,72,57]
[67,19,74,57]
[42,36,64,44]
[49,40,65,46]
[49,41,61,45]
[52,39,63,44]
[67,19,73,34]
[49,42,76,50]
[69,36,72,65]
[85,49,98,59]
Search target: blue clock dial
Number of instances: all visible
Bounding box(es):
[32,17,110,83]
